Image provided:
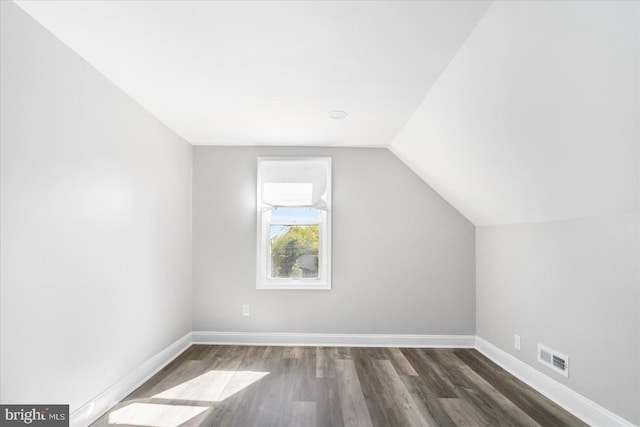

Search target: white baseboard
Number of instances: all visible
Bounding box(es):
[69,332,192,427]
[191,331,476,348]
[67,333,635,427]
[475,337,636,427]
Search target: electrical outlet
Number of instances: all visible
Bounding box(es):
[514,334,521,350]
[242,304,250,316]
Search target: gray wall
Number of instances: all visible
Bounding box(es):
[193,146,475,334]
[476,214,640,424]
[0,2,192,412]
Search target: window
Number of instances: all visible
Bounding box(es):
[256,157,331,290]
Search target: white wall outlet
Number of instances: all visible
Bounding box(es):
[242,304,250,316]
[514,334,521,350]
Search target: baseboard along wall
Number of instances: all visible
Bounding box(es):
[70,332,192,427]
[474,337,635,427]
[69,332,636,427]
[191,331,476,348]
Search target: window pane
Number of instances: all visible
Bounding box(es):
[270,207,320,223]
[270,224,319,279]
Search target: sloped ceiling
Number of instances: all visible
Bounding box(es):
[391,0,639,225]
[13,0,490,147]
[12,1,640,226]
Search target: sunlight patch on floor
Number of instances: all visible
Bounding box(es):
[153,370,269,402]
[108,403,208,427]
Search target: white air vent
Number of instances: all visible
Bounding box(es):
[537,343,569,377]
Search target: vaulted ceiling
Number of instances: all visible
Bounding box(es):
[13,1,639,226]
[391,1,639,225]
[13,0,490,147]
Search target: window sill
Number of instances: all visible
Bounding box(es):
[257,281,331,291]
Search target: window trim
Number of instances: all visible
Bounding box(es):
[256,157,332,290]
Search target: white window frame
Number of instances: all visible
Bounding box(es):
[256,157,331,290]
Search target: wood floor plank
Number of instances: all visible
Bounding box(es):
[352,356,398,427]
[421,350,472,394]
[400,375,457,427]
[429,349,538,427]
[208,347,267,427]
[453,349,587,427]
[335,359,374,427]
[288,401,317,427]
[456,363,541,427]
[316,378,344,427]
[335,346,353,360]
[316,347,338,379]
[134,359,205,400]
[92,345,587,427]
[372,359,433,426]
[388,347,419,376]
[123,346,202,400]
[283,346,303,359]
[154,360,242,402]
[291,347,317,402]
[440,398,492,427]
[401,348,459,398]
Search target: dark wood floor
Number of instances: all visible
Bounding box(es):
[92,345,586,427]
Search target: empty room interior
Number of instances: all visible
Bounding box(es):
[1,0,639,426]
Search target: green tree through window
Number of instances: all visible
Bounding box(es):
[270,225,319,278]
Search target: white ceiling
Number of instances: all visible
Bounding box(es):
[13,0,638,226]
[391,1,639,225]
[14,0,491,147]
